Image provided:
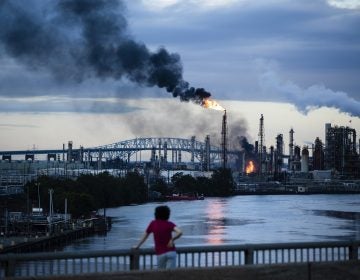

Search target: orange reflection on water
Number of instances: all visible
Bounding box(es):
[205,200,225,245]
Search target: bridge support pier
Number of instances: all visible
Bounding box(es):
[47,153,57,161]
[2,155,11,162]
[25,154,34,161]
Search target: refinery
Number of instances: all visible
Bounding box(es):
[0,111,359,195]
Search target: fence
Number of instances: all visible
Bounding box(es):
[0,240,359,278]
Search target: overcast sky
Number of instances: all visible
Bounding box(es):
[0,0,359,152]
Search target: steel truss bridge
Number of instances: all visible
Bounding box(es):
[0,137,240,165]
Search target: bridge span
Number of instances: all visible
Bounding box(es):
[0,137,240,167]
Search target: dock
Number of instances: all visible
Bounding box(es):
[0,217,111,254]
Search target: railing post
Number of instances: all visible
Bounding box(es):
[244,248,254,265]
[349,243,359,260]
[130,249,140,270]
[5,254,16,277]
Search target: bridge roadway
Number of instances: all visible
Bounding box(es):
[0,137,240,163]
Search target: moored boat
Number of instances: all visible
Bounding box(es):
[165,193,204,201]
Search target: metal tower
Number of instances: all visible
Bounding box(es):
[258,114,264,173]
[289,128,294,170]
[221,110,228,169]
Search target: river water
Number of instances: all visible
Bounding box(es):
[63,194,360,252]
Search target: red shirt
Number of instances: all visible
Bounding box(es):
[146,219,176,255]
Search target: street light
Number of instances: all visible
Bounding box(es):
[48,188,54,234]
[37,182,41,213]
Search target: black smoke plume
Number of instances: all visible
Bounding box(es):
[0,0,211,104]
[240,136,254,154]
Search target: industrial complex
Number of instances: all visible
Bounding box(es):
[0,112,360,195]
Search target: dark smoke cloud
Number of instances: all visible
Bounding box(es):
[0,0,211,104]
[125,101,249,151]
[239,136,254,153]
[228,120,250,151]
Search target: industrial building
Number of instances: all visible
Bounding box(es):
[324,124,360,177]
[0,114,360,186]
[240,116,359,180]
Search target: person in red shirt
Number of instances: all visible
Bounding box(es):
[133,205,182,269]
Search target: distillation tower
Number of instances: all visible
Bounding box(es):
[289,128,294,171]
[325,123,359,175]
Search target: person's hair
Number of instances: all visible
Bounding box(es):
[155,205,170,220]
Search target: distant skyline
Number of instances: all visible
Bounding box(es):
[0,0,359,152]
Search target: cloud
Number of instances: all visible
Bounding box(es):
[327,0,360,9]
[0,97,141,114]
[256,59,360,117]
[140,0,239,10]
[0,123,39,128]
[0,0,358,118]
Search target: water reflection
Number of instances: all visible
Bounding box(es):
[311,209,360,240]
[205,199,226,245]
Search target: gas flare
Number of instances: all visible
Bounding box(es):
[202,98,225,111]
[245,160,255,174]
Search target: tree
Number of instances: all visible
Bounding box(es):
[150,178,169,195]
[173,174,197,194]
[210,168,235,197]
[171,172,184,186]
[195,176,211,196]
[65,192,95,217]
[122,171,148,203]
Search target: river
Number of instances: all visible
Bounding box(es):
[63,194,360,252]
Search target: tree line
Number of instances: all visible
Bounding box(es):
[151,168,235,198]
[25,168,235,218]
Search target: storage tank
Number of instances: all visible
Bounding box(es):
[301,146,309,172]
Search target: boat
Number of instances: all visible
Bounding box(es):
[165,193,204,201]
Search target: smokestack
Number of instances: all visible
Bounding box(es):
[289,128,294,171]
[205,135,211,171]
[258,114,264,174]
[289,128,294,157]
[301,146,309,173]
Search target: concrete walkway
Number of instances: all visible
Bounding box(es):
[7,260,360,280]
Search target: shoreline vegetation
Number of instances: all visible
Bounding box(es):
[1,169,360,220]
[1,169,359,253]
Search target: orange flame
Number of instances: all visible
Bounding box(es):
[245,160,255,174]
[202,98,225,111]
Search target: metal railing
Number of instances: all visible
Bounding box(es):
[0,240,359,278]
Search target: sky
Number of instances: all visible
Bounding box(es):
[0,0,359,154]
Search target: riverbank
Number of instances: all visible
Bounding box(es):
[233,189,360,195]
